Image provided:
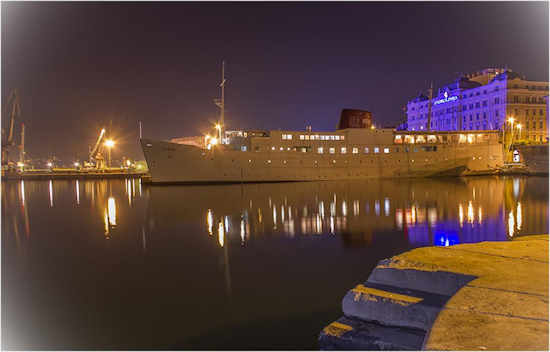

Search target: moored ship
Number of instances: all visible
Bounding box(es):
[141,124,504,184]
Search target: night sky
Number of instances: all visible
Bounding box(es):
[2,2,548,162]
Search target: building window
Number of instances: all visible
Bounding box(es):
[475,102,480,108]
[476,113,480,120]
[374,147,380,153]
[383,147,390,153]
[352,147,359,154]
[305,135,310,140]
[317,147,324,154]
[341,147,347,154]
[241,146,247,151]
[496,110,499,117]
[462,105,467,111]
[364,147,369,153]
[482,100,487,107]
[483,112,487,119]
[495,97,499,104]
[329,147,335,154]
[299,135,305,140]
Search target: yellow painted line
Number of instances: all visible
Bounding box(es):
[351,284,423,306]
[323,321,353,337]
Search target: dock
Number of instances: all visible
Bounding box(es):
[1,170,148,180]
[319,234,549,350]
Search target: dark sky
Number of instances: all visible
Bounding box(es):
[2,1,548,162]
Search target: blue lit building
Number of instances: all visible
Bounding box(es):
[406,68,549,143]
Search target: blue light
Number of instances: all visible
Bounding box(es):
[433,96,458,105]
[434,230,460,247]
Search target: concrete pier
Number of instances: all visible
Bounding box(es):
[319,235,549,350]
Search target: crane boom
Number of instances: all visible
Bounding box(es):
[19,123,25,164]
[89,128,106,161]
[6,90,20,145]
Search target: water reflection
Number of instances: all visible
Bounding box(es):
[1,176,548,252]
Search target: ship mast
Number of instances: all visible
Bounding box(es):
[218,60,227,143]
[426,81,433,131]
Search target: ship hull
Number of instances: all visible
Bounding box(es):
[141,138,503,184]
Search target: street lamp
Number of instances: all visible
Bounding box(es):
[215,123,222,142]
[516,123,522,141]
[104,139,115,168]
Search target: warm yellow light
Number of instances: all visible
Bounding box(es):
[104,139,115,148]
[47,162,53,167]
[508,117,515,123]
[215,124,221,130]
[516,123,522,130]
[126,159,131,166]
[74,162,80,167]
[370,125,375,130]
[205,134,211,140]
[17,162,24,167]
[210,137,219,145]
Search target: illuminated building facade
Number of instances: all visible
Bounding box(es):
[406,68,549,143]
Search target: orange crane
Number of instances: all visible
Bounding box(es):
[84,128,107,169]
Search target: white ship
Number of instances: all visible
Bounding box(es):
[141,128,504,184]
[141,63,505,184]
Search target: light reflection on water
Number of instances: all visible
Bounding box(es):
[1,176,548,349]
[2,176,546,252]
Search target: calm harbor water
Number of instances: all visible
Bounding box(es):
[2,176,548,350]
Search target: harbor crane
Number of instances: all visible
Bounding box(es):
[1,90,21,169]
[85,128,107,170]
[19,123,25,166]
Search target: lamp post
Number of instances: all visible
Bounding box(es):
[104,139,115,168]
[215,123,222,143]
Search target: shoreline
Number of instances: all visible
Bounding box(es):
[319,234,549,350]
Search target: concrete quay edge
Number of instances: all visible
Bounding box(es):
[319,234,549,350]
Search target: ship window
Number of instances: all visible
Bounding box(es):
[341,147,347,154]
[271,146,275,150]
[305,135,310,140]
[300,135,305,140]
[317,147,324,154]
[267,160,271,164]
[374,147,380,153]
[241,146,247,151]
[395,147,400,152]
[364,147,369,153]
[467,134,475,143]
[314,135,319,140]
[383,148,390,153]
[394,135,403,144]
[280,147,284,151]
[334,136,340,141]
[255,146,260,151]
[330,135,335,140]
[427,135,437,143]
[458,134,467,143]
[352,147,358,154]
[341,136,345,140]
[329,147,335,154]
[416,135,426,143]
[404,135,415,144]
